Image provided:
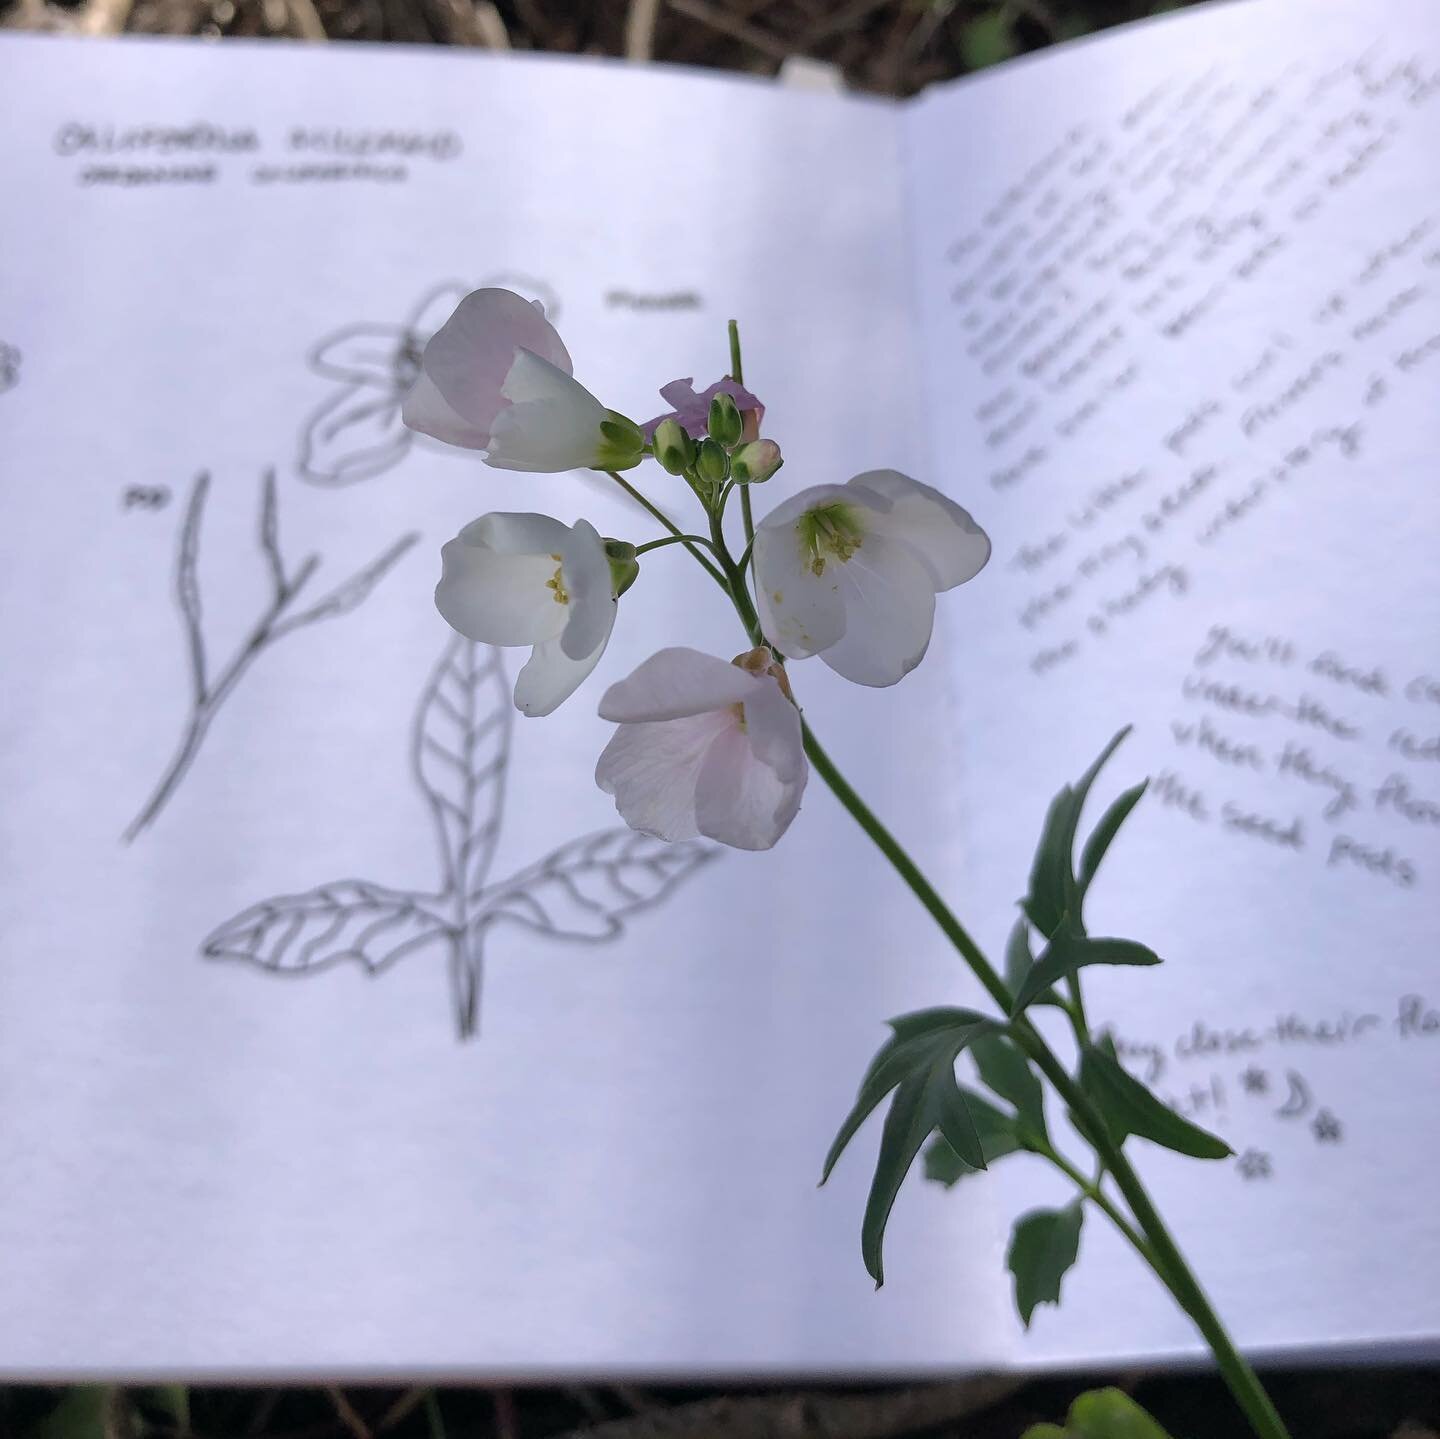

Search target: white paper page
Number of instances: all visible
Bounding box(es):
[0,35,1012,1376]
[903,0,1440,1368]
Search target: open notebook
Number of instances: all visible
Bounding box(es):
[1,0,1436,1379]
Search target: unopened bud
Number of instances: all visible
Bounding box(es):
[604,539,640,597]
[651,418,694,476]
[730,438,782,484]
[696,436,729,484]
[707,391,743,447]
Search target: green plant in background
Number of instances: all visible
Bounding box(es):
[957,1,1200,74]
[1024,1387,1177,1438]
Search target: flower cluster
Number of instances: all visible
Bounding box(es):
[403,288,990,851]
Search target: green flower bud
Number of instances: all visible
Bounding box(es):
[651,417,695,476]
[604,538,640,597]
[696,437,729,485]
[730,438,782,484]
[707,391,743,448]
[594,410,646,471]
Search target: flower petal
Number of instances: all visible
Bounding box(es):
[434,525,568,646]
[483,350,608,473]
[752,500,849,660]
[558,519,615,662]
[818,531,937,687]
[471,511,573,556]
[595,712,732,841]
[420,287,573,435]
[598,647,755,724]
[401,369,494,450]
[403,280,472,341]
[514,612,613,717]
[644,376,766,438]
[847,470,991,591]
[693,723,805,850]
[740,675,806,785]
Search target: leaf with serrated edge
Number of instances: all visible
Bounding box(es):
[1011,925,1159,1016]
[414,637,512,900]
[479,829,714,942]
[201,880,449,974]
[1007,1203,1085,1328]
[1080,1043,1232,1159]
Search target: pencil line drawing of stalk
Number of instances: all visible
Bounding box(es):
[122,469,419,843]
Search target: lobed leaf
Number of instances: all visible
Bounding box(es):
[923,1085,1026,1187]
[1011,925,1160,1016]
[1007,1202,1085,1328]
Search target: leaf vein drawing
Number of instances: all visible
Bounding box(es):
[122,469,419,843]
[202,636,718,1039]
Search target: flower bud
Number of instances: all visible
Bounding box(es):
[696,437,729,485]
[651,418,694,476]
[707,391,743,447]
[729,438,782,485]
[595,410,647,471]
[604,538,640,597]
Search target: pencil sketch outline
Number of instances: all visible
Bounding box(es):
[202,635,717,1040]
[122,469,419,842]
[0,341,19,395]
[297,274,561,486]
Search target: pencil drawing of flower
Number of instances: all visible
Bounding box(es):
[296,275,560,485]
[202,636,715,1039]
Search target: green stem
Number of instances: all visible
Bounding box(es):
[634,533,716,557]
[799,723,1290,1439]
[709,508,763,647]
[727,319,758,565]
[603,470,727,587]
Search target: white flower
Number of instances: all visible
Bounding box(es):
[753,470,990,687]
[436,513,616,716]
[401,287,616,473]
[595,647,807,851]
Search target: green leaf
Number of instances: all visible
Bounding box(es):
[1011,925,1160,1016]
[959,11,1018,71]
[1021,1388,1175,1439]
[31,1388,114,1439]
[923,1085,1026,1185]
[1080,1043,1232,1159]
[1024,727,1133,937]
[822,1008,1001,1285]
[1004,914,1064,1008]
[1069,1388,1174,1438]
[141,1385,190,1430]
[1079,780,1148,897]
[972,1033,1047,1142]
[1007,1202,1084,1328]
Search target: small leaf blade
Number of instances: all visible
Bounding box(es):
[972,1033,1048,1142]
[1007,1202,1085,1328]
[923,1085,1026,1186]
[1081,1044,1232,1159]
[1012,927,1160,1016]
[1079,780,1148,897]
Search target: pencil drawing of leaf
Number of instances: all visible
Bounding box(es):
[202,881,449,974]
[122,469,419,843]
[415,636,512,900]
[201,637,717,1041]
[481,831,716,942]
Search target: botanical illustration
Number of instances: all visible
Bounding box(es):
[297,274,561,486]
[202,635,716,1038]
[122,469,418,841]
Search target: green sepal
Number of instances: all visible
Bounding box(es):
[707,390,743,446]
[594,409,646,470]
[696,436,729,484]
[730,438,782,484]
[1007,1201,1084,1328]
[1079,1039,1232,1159]
[603,539,640,598]
[651,417,695,476]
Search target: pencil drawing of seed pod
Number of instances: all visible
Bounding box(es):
[296,275,562,486]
